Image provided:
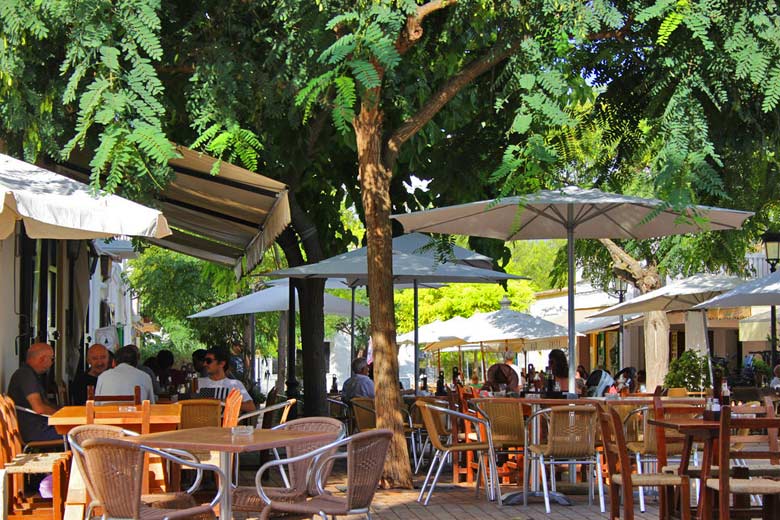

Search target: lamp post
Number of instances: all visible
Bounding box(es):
[609,278,628,371]
[762,232,780,370]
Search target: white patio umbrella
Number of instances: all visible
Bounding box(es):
[393,185,753,389]
[188,279,370,318]
[739,311,780,342]
[590,273,744,381]
[694,271,780,309]
[0,153,170,239]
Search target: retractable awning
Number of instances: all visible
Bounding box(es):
[59,145,290,277]
[0,153,170,240]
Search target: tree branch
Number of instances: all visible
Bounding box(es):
[383,40,518,170]
[396,0,456,55]
[599,238,661,293]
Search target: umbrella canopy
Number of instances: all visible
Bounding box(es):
[739,311,780,342]
[392,185,753,388]
[389,232,493,269]
[397,317,469,350]
[694,271,780,309]
[189,280,369,318]
[589,274,744,317]
[0,153,171,240]
[268,250,520,285]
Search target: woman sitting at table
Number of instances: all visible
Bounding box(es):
[548,349,569,392]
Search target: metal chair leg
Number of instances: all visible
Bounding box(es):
[539,453,551,513]
[637,452,646,512]
[417,449,441,502]
[415,436,431,474]
[596,454,606,513]
[424,451,449,505]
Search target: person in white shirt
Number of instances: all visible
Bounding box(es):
[197,348,255,412]
[770,364,780,390]
[95,346,156,403]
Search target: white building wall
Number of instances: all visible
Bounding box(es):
[0,234,19,389]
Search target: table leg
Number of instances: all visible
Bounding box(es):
[696,437,713,520]
[219,452,232,520]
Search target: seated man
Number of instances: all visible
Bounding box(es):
[7,343,61,442]
[70,343,110,405]
[482,350,520,393]
[771,364,780,390]
[197,348,255,412]
[341,357,375,403]
[95,346,156,403]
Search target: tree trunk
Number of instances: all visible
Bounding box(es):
[299,278,327,416]
[355,105,413,488]
[644,310,670,391]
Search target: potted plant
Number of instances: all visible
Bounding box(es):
[664,350,711,393]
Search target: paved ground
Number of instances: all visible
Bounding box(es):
[233,462,663,519]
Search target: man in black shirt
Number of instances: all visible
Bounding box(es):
[7,343,60,442]
[69,343,110,405]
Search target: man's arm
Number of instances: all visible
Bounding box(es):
[26,392,58,415]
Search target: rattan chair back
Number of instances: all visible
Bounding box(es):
[472,398,525,448]
[346,429,393,510]
[666,387,688,397]
[81,437,146,518]
[180,399,222,429]
[417,401,451,452]
[413,397,449,436]
[68,424,127,498]
[350,397,376,431]
[275,417,344,495]
[222,388,243,427]
[545,405,597,458]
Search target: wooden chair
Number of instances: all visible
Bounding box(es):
[416,402,500,505]
[232,417,344,515]
[524,405,604,513]
[707,405,780,519]
[596,404,690,520]
[254,430,392,520]
[0,395,71,520]
[80,437,222,520]
[85,399,151,434]
[221,388,243,427]
[86,384,142,404]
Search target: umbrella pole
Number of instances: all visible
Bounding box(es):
[437,350,441,374]
[350,286,356,362]
[480,343,486,381]
[458,345,463,376]
[566,208,577,393]
[414,280,419,391]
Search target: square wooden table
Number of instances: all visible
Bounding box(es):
[129,426,336,519]
[648,417,720,520]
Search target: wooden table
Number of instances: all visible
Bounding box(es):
[129,426,336,520]
[49,404,182,520]
[648,417,720,520]
[48,404,182,435]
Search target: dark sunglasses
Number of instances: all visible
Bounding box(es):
[204,357,216,364]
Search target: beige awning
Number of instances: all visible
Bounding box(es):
[59,145,290,277]
[0,153,170,240]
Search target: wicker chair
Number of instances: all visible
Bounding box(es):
[254,429,393,520]
[350,397,377,432]
[416,402,500,506]
[706,405,780,519]
[232,417,345,515]
[524,405,604,514]
[410,397,450,473]
[80,437,223,520]
[67,424,200,510]
[179,399,221,429]
[472,398,526,484]
[596,404,690,520]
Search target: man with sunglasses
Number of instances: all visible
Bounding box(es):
[197,348,255,412]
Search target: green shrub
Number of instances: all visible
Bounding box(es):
[664,350,711,392]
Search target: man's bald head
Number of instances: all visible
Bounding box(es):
[26,343,54,374]
[87,343,110,376]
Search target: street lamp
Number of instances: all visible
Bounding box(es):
[609,277,628,371]
[762,232,780,370]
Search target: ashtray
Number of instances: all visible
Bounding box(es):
[230,426,254,436]
[118,406,137,412]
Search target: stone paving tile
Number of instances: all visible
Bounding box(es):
[234,466,663,520]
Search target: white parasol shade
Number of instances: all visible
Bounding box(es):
[590,274,744,317]
[0,153,170,239]
[694,271,780,309]
[189,279,369,318]
[392,186,753,389]
[397,317,469,350]
[739,311,780,342]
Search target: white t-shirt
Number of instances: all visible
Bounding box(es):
[95,363,156,404]
[197,377,252,402]
[509,363,524,387]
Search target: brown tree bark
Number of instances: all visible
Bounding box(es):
[599,239,668,388]
[355,102,413,488]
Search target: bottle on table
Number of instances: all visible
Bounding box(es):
[721,381,731,407]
